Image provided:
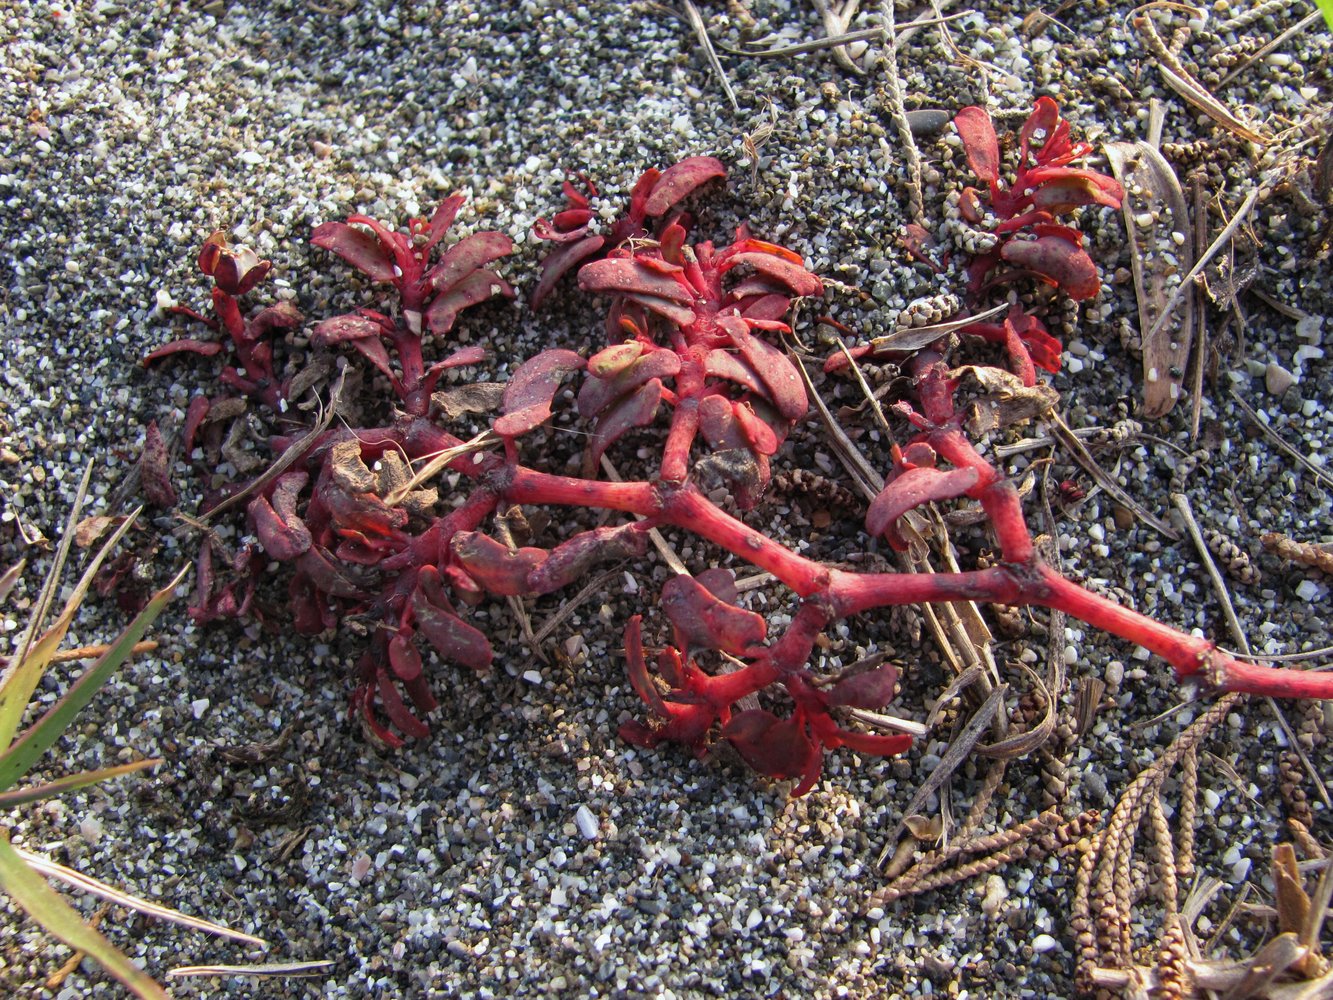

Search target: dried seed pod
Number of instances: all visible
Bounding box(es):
[1167,448,1208,495]
[1204,529,1261,586]
[1086,417,1143,448]
[1262,532,1333,575]
[897,292,961,329]
[769,469,862,511]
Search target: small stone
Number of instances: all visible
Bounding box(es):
[1032,934,1058,953]
[190,698,210,719]
[1265,362,1297,396]
[574,804,599,840]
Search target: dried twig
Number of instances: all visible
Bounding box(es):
[682,0,740,113]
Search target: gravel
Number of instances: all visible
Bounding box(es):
[1,1,1330,997]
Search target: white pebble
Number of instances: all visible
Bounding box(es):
[574,804,600,840]
[191,698,210,719]
[1032,934,1058,953]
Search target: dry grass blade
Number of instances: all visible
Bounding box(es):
[6,460,95,685]
[47,640,158,666]
[791,350,884,501]
[1300,855,1333,977]
[0,560,24,606]
[869,302,1006,354]
[1231,392,1333,492]
[1219,933,1309,1000]
[682,0,739,113]
[875,685,1005,868]
[1049,413,1179,538]
[167,960,334,979]
[1104,140,1194,418]
[1131,9,1271,144]
[812,0,866,75]
[1218,10,1324,89]
[1139,186,1260,371]
[384,429,497,507]
[17,848,267,947]
[731,11,972,57]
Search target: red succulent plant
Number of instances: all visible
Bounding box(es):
[953,97,1124,300]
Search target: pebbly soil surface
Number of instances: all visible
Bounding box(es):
[0,1,1330,997]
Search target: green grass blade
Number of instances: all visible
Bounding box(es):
[1320,0,1333,29]
[0,564,187,792]
[0,759,163,809]
[0,506,142,751]
[0,830,169,999]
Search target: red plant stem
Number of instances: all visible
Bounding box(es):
[660,399,699,484]
[503,466,658,513]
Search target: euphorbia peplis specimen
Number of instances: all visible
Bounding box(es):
[149,156,1333,796]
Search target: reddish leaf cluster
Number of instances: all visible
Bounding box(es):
[530,156,726,307]
[619,572,909,796]
[952,97,1124,301]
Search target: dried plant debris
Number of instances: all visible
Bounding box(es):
[1103,139,1195,418]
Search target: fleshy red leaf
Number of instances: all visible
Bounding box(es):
[584,378,664,473]
[866,466,981,549]
[719,318,807,421]
[295,546,368,599]
[578,257,693,303]
[623,616,668,718]
[722,251,823,299]
[1000,233,1101,300]
[411,578,492,673]
[1019,95,1063,167]
[827,663,899,709]
[829,730,913,757]
[182,395,210,455]
[311,221,398,283]
[449,531,547,596]
[660,574,766,656]
[721,710,818,782]
[587,342,645,378]
[142,339,224,364]
[531,235,605,308]
[732,401,779,456]
[377,669,431,740]
[954,106,1001,185]
[388,630,424,682]
[424,268,516,336]
[422,231,514,296]
[248,472,312,560]
[495,349,585,439]
[577,348,680,420]
[422,194,465,254]
[1028,169,1124,213]
[643,156,727,216]
[138,421,177,508]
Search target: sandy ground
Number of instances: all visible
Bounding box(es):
[1,1,1331,996]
